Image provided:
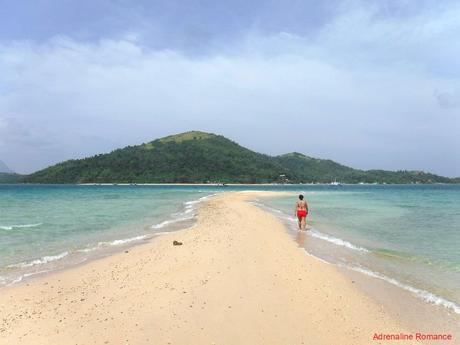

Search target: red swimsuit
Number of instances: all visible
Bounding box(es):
[297,210,307,218]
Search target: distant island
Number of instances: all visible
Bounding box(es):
[0,160,22,183]
[0,159,14,174]
[2,131,459,184]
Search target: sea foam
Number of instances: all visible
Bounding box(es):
[342,264,460,315]
[0,223,42,231]
[77,234,150,253]
[308,229,369,253]
[3,270,51,286]
[8,251,69,268]
[253,198,460,315]
[253,200,369,253]
[151,193,217,230]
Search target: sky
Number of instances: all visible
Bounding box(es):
[0,0,459,176]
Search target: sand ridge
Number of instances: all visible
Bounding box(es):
[0,191,412,345]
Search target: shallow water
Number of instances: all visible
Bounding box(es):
[1,183,459,316]
[257,184,460,314]
[0,185,216,285]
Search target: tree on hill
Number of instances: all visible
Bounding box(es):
[20,131,457,184]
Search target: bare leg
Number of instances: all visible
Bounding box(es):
[297,217,302,230]
[301,217,306,231]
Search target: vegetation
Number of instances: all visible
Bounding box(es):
[276,152,453,184]
[17,131,458,184]
[24,132,288,184]
[0,173,23,184]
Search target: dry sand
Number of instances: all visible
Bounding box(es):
[0,192,421,344]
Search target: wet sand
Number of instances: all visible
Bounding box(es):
[0,192,426,344]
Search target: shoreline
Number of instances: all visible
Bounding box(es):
[0,191,455,344]
[252,200,460,345]
[254,196,460,315]
[254,195,460,342]
[0,192,216,288]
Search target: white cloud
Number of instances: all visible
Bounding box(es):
[0,2,459,176]
[0,117,6,129]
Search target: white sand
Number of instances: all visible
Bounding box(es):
[0,192,417,344]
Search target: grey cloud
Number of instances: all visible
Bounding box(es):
[3,0,448,53]
[1,34,459,176]
[0,117,53,148]
[434,90,458,109]
[0,1,459,176]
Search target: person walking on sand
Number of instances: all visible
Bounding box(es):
[295,194,308,231]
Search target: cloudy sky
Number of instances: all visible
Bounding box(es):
[0,0,459,176]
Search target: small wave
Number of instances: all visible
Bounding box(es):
[256,198,460,315]
[152,194,216,230]
[184,195,211,207]
[108,235,147,246]
[98,235,148,247]
[250,201,290,217]
[309,229,369,253]
[77,235,149,253]
[152,219,177,229]
[343,265,460,315]
[197,193,217,202]
[184,200,200,206]
[253,200,369,253]
[6,270,50,286]
[75,194,215,255]
[183,208,194,214]
[8,251,69,268]
[0,223,42,231]
[151,216,193,229]
[77,246,99,253]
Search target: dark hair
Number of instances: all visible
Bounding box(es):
[299,194,304,200]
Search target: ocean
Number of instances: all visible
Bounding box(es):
[0,185,216,285]
[257,184,460,315]
[0,184,459,316]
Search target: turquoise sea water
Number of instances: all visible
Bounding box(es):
[0,185,216,285]
[258,184,460,314]
[0,184,459,315]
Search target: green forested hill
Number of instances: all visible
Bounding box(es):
[24,132,289,183]
[275,152,357,183]
[21,131,456,184]
[0,173,23,183]
[275,152,453,184]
